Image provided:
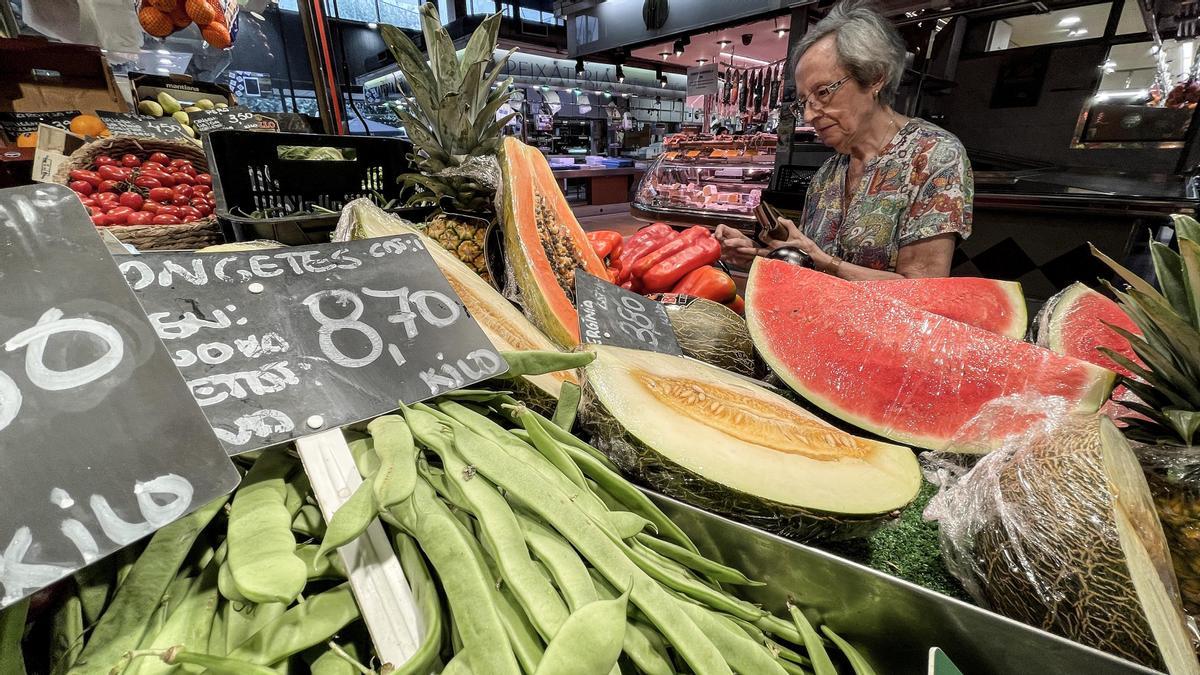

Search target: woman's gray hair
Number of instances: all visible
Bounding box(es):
[796,0,906,107]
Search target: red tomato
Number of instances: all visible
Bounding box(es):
[91,214,109,226]
[195,173,213,186]
[118,192,144,210]
[69,170,101,187]
[191,199,212,216]
[141,170,175,187]
[121,154,142,168]
[97,179,121,193]
[172,194,191,206]
[93,155,116,167]
[177,206,202,221]
[141,201,160,214]
[193,184,211,196]
[106,206,134,224]
[126,211,154,225]
[148,152,170,166]
[172,184,194,199]
[78,197,95,207]
[87,206,101,216]
[171,172,195,186]
[133,176,162,189]
[97,164,125,181]
[140,161,166,173]
[152,214,181,225]
[156,204,180,216]
[94,190,119,203]
[180,165,198,177]
[169,158,190,168]
[69,180,93,195]
[148,187,174,203]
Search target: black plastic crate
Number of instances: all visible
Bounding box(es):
[204,130,430,245]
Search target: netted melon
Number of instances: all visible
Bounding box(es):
[648,293,759,378]
[580,344,921,541]
[930,414,1199,673]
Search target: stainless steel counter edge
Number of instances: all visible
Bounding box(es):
[650,490,1162,675]
[549,167,646,178]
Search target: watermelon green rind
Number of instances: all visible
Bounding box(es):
[746,259,1116,452]
[863,277,1028,340]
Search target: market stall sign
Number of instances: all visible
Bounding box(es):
[189,108,279,134]
[0,110,81,138]
[95,111,191,140]
[115,236,507,455]
[0,184,238,610]
[575,268,682,356]
[929,648,965,675]
[687,63,719,97]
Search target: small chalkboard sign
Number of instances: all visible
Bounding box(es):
[116,236,507,455]
[189,108,279,134]
[575,269,682,355]
[0,184,238,610]
[928,648,965,675]
[95,111,190,140]
[0,110,81,138]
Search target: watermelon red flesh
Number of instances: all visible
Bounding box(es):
[1041,282,1143,377]
[859,277,1027,340]
[746,259,1116,451]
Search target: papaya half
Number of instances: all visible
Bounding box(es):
[500,136,608,347]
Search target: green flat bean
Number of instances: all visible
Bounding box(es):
[228,448,307,605]
[490,399,615,470]
[820,626,877,675]
[368,415,418,509]
[308,646,357,675]
[392,533,443,675]
[676,601,786,675]
[49,592,82,675]
[208,599,226,657]
[726,616,809,666]
[347,438,379,479]
[535,589,629,675]
[127,647,277,675]
[317,479,376,558]
[284,471,313,520]
[499,350,594,379]
[590,575,675,675]
[605,511,653,540]
[73,559,113,626]
[126,551,221,675]
[387,479,519,675]
[295,545,347,580]
[162,571,196,621]
[513,405,587,489]
[519,515,597,611]
[218,558,250,605]
[496,584,546,673]
[224,600,287,658]
[406,412,570,643]
[227,584,360,665]
[292,504,327,539]
[69,496,226,674]
[442,651,474,675]
[1,598,28,675]
[619,538,763,623]
[440,423,730,675]
[551,382,582,431]
[634,534,762,587]
[788,602,835,675]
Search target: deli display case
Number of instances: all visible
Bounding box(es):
[631,133,776,227]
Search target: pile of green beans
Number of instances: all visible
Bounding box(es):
[5,350,878,675]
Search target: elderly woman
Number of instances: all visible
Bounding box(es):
[716,0,973,279]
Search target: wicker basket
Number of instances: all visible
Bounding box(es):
[52,137,224,250]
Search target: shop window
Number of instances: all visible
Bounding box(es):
[1074,38,1200,147]
[985,3,1111,51]
[1116,0,1147,35]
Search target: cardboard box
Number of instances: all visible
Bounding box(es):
[129,72,237,110]
[30,124,88,185]
[0,38,127,145]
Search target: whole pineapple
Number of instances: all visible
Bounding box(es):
[1095,214,1200,612]
[380,4,516,280]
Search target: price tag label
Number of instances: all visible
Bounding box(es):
[189,108,279,134]
[116,236,507,455]
[95,111,191,140]
[0,184,238,609]
[575,269,682,356]
[0,110,81,138]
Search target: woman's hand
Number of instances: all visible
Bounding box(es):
[764,217,833,269]
[714,224,765,270]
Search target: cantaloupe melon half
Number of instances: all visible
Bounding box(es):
[338,199,574,405]
[960,416,1199,673]
[580,344,921,540]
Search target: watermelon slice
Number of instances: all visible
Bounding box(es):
[860,277,1027,339]
[745,259,1116,451]
[1035,282,1143,377]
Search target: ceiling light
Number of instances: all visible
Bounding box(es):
[674,39,685,56]
[616,64,625,83]
[716,39,731,50]
[576,58,585,77]
[622,92,630,98]
[367,21,378,29]
[1068,27,1088,36]
[573,87,582,95]
[156,67,170,73]
[156,48,170,55]
[776,27,789,37]
[696,58,708,65]
[159,57,173,65]
[604,90,612,97]
[660,77,667,87]
[1058,15,1081,27]
[659,51,671,59]
[540,84,550,91]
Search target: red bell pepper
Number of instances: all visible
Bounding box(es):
[725,294,745,315]
[629,226,711,283]
[641,236,722,293]
[615,223,674,283]
[586,230,624,262]
[671,266,737,303]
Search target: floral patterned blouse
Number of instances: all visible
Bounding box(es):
[801,118,974,272]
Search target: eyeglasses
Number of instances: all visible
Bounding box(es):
[790,75,853,116]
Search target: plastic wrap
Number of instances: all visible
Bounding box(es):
[924,395,1198,671]
[1137,441,1200,617]
[745,259,1116,453]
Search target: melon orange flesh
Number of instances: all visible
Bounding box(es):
[1043,283,1143,377]
[746,259,1116,451]
[859,277,1028,340]
[501,137,607,346]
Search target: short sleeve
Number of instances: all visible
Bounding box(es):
[899,136,974,247]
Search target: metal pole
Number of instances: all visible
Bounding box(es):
[297,0,341,134]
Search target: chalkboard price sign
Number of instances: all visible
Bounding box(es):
[0,184,238,610]
[189,108,279,134]
[0,110,81,138]
[95,111,191,140]
[575,269,682,356]
[117,236,507,454]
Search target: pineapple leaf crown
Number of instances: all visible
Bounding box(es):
[1094,215,1200,446]
[379,4,517,173]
